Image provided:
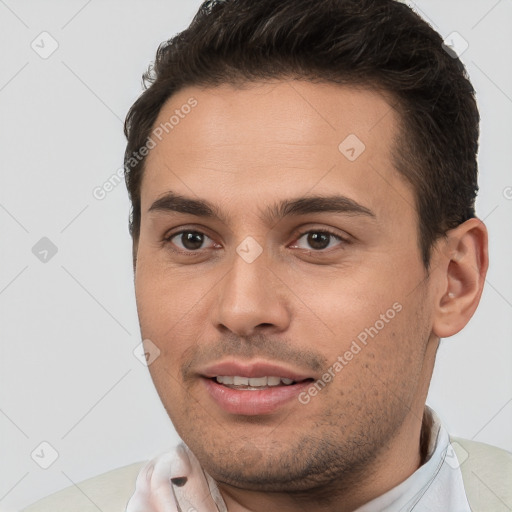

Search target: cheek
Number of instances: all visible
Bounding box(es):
[289,269,398,347]
[135,245,185,326]
[315,303,430,428]
[300,268,429,380]
[351,297,430,385]
[135,258,181,355]
[134,253,214,367]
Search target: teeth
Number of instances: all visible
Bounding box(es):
[215,376,234,385]
[215,376,296,387]
[248,377,267,386]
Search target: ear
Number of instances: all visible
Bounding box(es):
[432,218,489,338]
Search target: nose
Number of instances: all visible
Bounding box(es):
[213,245,292,337]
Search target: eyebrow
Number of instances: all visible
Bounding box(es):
[148,191,376,224]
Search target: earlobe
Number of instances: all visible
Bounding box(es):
[432,218,488,338]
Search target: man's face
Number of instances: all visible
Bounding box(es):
[135,81,439,491]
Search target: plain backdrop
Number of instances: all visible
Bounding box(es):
[0,0,511,510]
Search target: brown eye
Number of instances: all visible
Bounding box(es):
[293,230,346,251]
[166,230,214,252]
[305,232,331,250]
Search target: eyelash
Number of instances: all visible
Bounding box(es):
[163,228,350,256]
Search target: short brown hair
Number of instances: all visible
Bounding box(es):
[124,0,480,268]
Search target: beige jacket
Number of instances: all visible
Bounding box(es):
[21,436,512,512]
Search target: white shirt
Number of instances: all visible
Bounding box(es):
[125,406,471,511]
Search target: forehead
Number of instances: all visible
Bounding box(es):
[140,80,413,224]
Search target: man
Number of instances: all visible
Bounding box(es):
[23,0,511,511]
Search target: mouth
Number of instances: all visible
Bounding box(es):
[211,375,310,390]
[198,360,316,415]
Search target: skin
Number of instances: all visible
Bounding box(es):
[134,80,488,512]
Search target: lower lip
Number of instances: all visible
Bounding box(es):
[202,377,312,415]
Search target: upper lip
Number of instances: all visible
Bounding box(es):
[199,360,314,381]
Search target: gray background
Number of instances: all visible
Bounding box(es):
[0,0,511,510]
